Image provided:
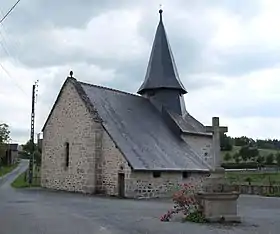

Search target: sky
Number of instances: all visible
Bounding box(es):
[0,0,280,144]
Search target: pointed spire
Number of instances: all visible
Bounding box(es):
[137,9,187,95]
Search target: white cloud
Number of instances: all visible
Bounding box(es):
[1,0,280,144]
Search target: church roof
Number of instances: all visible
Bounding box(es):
[69,78,210,171]
[137,10,187,95]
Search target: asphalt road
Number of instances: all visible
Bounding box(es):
[1,160,280,234]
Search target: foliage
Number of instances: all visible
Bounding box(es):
[22,140,39,154]
[256,155,265,165]
[266,153,275,165]
[220,133,233,151]
[224,153,232,162]
[232,153,240,164]
[223,135,280,151]
[0,162,18,177]
[160,183,205,223]
[245,177,252,185]
[34,150,42,166]
[0,123,10,163]
[238,146,259,162]
[276,153,280,167]
[20,140,41,166]
[184,210,206,223]
[222,162,259,169]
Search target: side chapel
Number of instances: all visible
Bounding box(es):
[41,10,214,198]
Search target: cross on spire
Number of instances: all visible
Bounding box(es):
[159,5,163,21]
[206,117,228,170]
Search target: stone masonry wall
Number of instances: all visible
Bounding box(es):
[98,130,208,198]
[41,81,100,194]
[126,171,207,198]
[100,130,131,196]
[182,135,213,167]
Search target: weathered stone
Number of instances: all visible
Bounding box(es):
[197,192,241,223]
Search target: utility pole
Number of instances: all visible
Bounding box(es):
[28,80,38,185]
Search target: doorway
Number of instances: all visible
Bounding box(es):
[118,173,125,198]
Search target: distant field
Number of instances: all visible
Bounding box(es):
[226,171,280,186]
[222,146,279,161]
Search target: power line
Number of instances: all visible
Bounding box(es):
[0,0,22,24]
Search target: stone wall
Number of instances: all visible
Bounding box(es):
[182,134,212,167]
[41,81,100,193]
[126,171,207,199]
[99,130,131,196]
[99,130,208,199]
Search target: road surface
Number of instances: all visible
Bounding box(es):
[0,160,280,233]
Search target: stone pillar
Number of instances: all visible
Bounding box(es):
[198,117,241,223]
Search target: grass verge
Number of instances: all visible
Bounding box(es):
[0,162,19,177]
[225,171,280,186]
[11,170,41,188]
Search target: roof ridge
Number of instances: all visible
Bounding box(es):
[78,80,141,98]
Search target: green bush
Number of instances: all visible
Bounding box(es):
[222,162,260,169]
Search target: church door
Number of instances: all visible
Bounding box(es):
[118,173,125,198]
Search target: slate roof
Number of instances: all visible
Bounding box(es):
[75,79,210,171]
[137,10,187,95]
[168,111,212,137]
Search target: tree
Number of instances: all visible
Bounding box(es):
[34,150,41,167]
[276,153,280,168]
[266,153,275,165]
[248,147,259,161]
[21,140,41,166]
[224,153,232,162]
[0,123,10,165]
[220,133,233,151]
[233,153,240,164]
[239,146,250,162]
[256,155,265,164]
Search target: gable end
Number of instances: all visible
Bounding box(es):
[41,77,102,132]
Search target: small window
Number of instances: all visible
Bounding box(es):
[153,171,161,178]
[204,152,208,156]
[182,172,189,178]
[65,142,70,168]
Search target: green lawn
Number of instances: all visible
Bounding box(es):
[222,146,279,162]
[11,167,41,188]
[0,162,19,177]
[225,171,280,186]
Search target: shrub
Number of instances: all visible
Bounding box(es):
[160,182,205,223]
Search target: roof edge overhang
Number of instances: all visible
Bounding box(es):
[132,168,210,172]
[181,131,212,138]
[137,87,187,95]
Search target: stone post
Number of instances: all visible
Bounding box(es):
[197,117,241,223]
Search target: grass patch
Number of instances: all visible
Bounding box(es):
[226,171,280,185]
[221,146,279,162]
[11,170,41,188]
[0,162,19,177]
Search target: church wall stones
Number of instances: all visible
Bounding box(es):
[100,130,131,196]
[41,81,99,194]
[182,135,213,167]
[126,172,207,199]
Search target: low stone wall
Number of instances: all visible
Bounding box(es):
[227,184,280,196]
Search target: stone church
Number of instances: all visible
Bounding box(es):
[41,10,213,198]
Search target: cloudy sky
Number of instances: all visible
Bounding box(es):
[0,0,280,144]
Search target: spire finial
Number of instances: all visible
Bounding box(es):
[159,5,163,21]
[69,71,73,77]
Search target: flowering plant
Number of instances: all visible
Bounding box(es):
[160,182,204,222]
